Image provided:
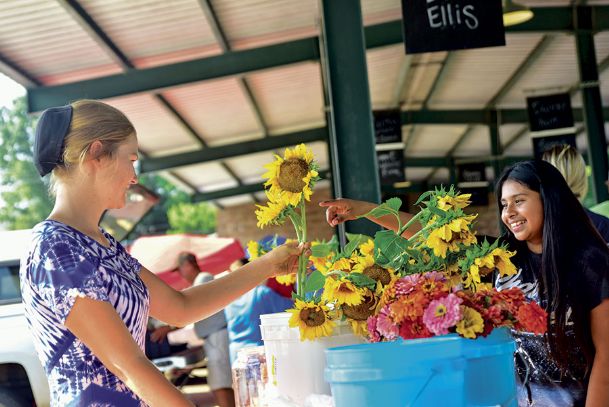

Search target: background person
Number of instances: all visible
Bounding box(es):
[541,144,609,242]
[20,100,307,407]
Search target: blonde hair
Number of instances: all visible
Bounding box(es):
[50,100,135,195]
[542,144,588,200]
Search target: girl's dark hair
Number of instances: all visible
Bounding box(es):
[496,160,608,379]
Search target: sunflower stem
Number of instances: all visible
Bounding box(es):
[398,211,423,237]
[296,198,308,298]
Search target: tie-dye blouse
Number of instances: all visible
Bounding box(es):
[20,220,149,406]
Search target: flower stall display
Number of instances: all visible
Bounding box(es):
[251,144,547,406]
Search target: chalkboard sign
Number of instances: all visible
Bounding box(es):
[526,93,574,132]
[374,110,402,144]
[401,0,505,54]
[532,133,577,161]
[377,150,405,185]
[456,162,489,206]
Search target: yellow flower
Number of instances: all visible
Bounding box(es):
[358,239,375,257]
[348,318,369,337]
[287,300,335,341]
[456,306,484,339]
[491,247,517,277]
[352,255,395,293]
[425,215,477,258]
[255,191,288,228]
[322,277,365,306]
[262,144,318,206]
[437,194,471,211]
[325,257,353,274]
[276,273,296,286]
[310,241,335,274]
[247,240,260,260]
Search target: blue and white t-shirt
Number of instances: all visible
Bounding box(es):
[20,220,149,406]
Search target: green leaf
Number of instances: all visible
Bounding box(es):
[311,243,333,258]
[342,234,370,258]
[303,270,326,293]
[384,197,403,212]
[345,273,377,290]
[427,205,447,218]
[414,190,433,206]
[373,229,412,270]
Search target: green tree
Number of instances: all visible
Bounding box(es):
[167,201,217,234]
[0,97,53,229]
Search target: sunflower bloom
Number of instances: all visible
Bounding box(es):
[341,291,379,321]
[359,239,375,256]
[247,240,260,260]
[262,144,319,206]
[275,273,297,286]
[437,194,471,211]
[322,277,365,306]
[491,247,517,277]
[456,306,484,339]
[348,318,369,337]
[425,215,477,258]
[352,255,394,287]
[325,257,353,274]
[287,300,335,341]
[255,193,288,228]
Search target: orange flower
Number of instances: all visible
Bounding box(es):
[389,291,428,323]
[516,302,547,335]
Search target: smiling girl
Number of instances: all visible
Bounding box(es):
[20,100,308,407]
[320,160,609,406]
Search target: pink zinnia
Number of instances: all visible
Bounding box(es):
[395,274,421,296]
[367,316,382,343]
[376,305,399,340]
[423,270,446,282]
[422,293,463,335]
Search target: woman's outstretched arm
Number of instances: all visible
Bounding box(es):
[319,198,420,238]
[140,242,308,328]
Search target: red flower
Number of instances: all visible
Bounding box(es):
[515,302,547,335]
[399,317,433,340]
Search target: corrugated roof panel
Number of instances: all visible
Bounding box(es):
[502,124,533,156]
[453,126,491,157]
[430,33,544,109]
[104,94,200,155]
[428,168,450,184]
[216,194,254,207]
[161,78,263,144]
[361,0,401,25]
[172,162,237,191]
[405,167,435,182]
[406,125,468,156]
[499,34,579,107]
[213,0,318,50]
[499,124,528,154]
[80,0,221,68]
[0,0,121,85]
[367,44,405,109]
[247,62,325,134]
[401,58,444,108]
[224,151,276,180]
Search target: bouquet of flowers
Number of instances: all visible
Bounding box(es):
[254,144,547,342]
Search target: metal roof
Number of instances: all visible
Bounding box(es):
[1,0,608,206]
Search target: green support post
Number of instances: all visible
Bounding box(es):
[575,6,609,203]
[489,110,503,182]
[320,0,381,240]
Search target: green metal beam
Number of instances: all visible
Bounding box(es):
[575,6,609,203]
[192,169,331,202]
[27,6,609,112]
[321,0,380,239]
[140,126,328,173]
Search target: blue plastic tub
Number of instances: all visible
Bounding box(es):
[325,328,516,407]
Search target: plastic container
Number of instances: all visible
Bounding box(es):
[325,327,516,407]
[260,312,364,405]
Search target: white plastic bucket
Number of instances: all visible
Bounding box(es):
[260,312,364,404]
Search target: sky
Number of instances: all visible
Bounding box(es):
[0,72,26,109]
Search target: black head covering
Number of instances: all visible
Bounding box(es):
[33,105,73,177]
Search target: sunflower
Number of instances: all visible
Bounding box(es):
[255,190,289,228]
[342,290,379,321]
[352,255,394,286]
[287,299,335,340]
[358,239,375,257]
[247,240,261,260]
[425,215,477,258]
[262,144,319,207]
[276,273,297,286]
[325,257,353,274]
[322,276,365,306]
[437,193,471,211]
[491,247,517,277]
[348,318,369,337]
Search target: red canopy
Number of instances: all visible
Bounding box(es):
[128,233,245,290]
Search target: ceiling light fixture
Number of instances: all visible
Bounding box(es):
[503,0,534,27]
